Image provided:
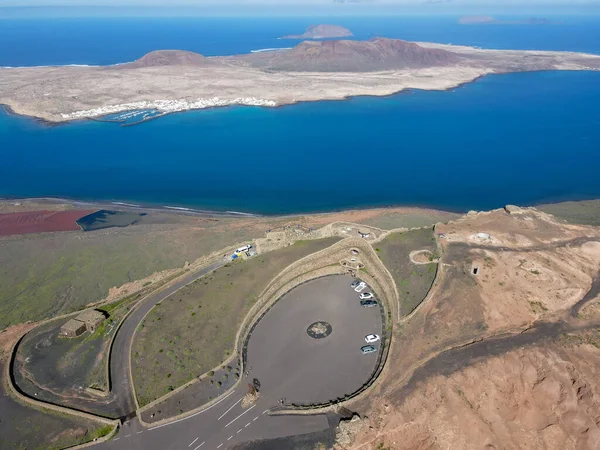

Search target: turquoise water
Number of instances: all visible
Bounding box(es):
[1,17,600,214]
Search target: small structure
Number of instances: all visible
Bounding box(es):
[59,309,106,338]
[76,309,106,332]
[60,319,87,338]
[358,229,371,239]
[476,232,491,240]
[504,205,524,215]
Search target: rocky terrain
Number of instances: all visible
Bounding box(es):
[335,206,600,450]
[280,24,353,39]
[1,38,599,122]
[238,38,460,72]
[118,50,215,69]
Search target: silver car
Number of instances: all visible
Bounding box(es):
[361,345,377,355]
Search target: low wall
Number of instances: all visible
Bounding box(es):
[137,237,397,428]
[4,333,119,449]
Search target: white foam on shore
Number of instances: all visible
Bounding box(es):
[112,201,142,207]
[164,206,194,211]
[250,47,292,53]
[60,97,278,120]
[226,210,259,217]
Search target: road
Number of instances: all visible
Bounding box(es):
[98,390,329,450]
[109,258,230,418]
[98,274,383,449]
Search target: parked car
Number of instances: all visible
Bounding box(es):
[364,334,380,344]
[360,299,378,307]
[361,345,377,354]
[354,282,367,292]
[350,280,361,288]
[359,292,374,300]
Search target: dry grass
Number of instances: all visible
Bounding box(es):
[131,238,340,406]
[0,216,263,330]
[375,228,438,316]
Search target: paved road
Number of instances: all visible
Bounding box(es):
[246,275,383,406]
[109,258,230,418]
[97,274,382,449]
[98,390,329,450]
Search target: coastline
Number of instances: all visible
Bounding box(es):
[2,195,599,222]
[0,72,493,126]
[2,67,599,126]
[0,195,470,220]
[2,38,599,125]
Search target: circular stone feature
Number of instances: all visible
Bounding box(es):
[306,321,332,339]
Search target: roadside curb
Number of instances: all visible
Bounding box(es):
[128,243,249,413]
[4,332,120,448]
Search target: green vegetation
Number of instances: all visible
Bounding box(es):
[89,425,115,440]
[529,301,548,314]
[14,292,141,412]
[537,199,600,226]
[0,218,263,330]
[375,228,438,317]
[131,238,340,406]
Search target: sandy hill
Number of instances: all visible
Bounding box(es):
[119,50,215,69]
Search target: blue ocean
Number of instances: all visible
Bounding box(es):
[1,15,600,214]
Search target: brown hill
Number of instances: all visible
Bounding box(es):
[242,38,461,72]
[118,50,215,69]
[281,24,353,39]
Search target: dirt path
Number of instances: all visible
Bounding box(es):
[570,275,600,318]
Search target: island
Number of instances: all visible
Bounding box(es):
[459,16,552,25]
[1,37,599,123]
[280,24,353,39]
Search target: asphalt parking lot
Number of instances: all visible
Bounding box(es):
[246,274,383,406]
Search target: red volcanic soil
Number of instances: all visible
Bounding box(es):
[0,210,97,236]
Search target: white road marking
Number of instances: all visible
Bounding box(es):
[125,435,131,438]
[237,429,243,434]
[114,438,120,441]
[245,423,250,428]
[228,436,233,441]
[136,431,144,434]
[218,398,243,420]
[194,442,205,450]
[189,437,199,446]
[217,444,223,449]
[262,410,268,415]
[253,416,259,421]
[149,390,236,431]
[225,404,256,428]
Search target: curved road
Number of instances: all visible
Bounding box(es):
[97,274,383,449]
[109,258,230,419]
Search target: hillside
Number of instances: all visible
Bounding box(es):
[242,38,461,72]
[118,50,215,69]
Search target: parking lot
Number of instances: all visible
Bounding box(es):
[245,274,383,406]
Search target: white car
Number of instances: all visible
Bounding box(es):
[364,334,380,344]
[359,292,374,300]
[354,282,367,292]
